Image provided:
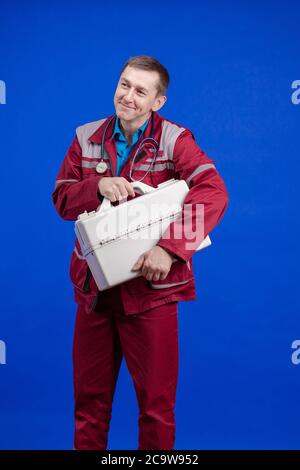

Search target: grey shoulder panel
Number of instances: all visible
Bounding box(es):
[160,120,187,160]
[76,118,106,147]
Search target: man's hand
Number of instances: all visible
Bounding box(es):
[98,177,136,202]
[132,246,173,281]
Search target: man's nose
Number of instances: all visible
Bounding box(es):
[124,88,134,101]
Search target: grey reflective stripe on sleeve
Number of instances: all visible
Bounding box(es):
[81,160,112,169]
[134,162,175,172]
[74,246,85,260]
[146,153,169,163]
[82,160,98,168]
[55,179,79,189]
[186,163,216,186]
[150,279,191,289]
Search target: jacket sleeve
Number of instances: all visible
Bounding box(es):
[52,135,104,221]
[157,129,229,262]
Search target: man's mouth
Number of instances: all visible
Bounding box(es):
[120,103,135,109]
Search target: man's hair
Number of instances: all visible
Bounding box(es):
[120,55,170,97]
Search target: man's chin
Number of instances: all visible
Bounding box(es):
[116,109,136,121]
[119,107,135,116]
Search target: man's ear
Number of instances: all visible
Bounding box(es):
[152,95,167,112]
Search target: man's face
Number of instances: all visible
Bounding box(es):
[114,66,166,125]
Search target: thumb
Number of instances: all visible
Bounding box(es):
[132,254,145,271]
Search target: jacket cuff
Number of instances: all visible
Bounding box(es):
[156,240,187,263]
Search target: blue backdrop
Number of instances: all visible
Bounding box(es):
[0,0,299,450]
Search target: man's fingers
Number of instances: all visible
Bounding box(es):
[105,185,121,202]
[152,271,161,282]
[114,181,135,201]
[115,180,130,200]
[105,191,117,202]
[141,261,150,278]
[134,247,172,281]
[100,177,136,201]
[145,271,154,281]
[124,180,136,198]
[132,255,145,271]
[117,186,129,200]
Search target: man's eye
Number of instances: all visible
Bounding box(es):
[138,91,145,95]
[121,83,128,87]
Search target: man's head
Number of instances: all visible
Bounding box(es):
[114,55,170,127]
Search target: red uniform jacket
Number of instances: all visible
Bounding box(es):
[52,112,229,314]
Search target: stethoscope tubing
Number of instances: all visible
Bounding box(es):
[100,111,159,182]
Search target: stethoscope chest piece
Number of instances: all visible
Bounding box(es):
[96,161,108,174]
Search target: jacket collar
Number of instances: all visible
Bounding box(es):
[112,115,149,142]
[88,111,160,145]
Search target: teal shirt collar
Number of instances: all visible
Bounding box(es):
[112,116,149,143]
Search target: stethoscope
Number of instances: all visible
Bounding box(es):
[95,111,159,182]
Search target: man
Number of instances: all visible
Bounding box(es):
[52,55,228,450]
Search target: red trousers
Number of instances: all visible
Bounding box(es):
[72,284,179,450]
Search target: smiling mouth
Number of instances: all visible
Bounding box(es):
[120,103,134,109]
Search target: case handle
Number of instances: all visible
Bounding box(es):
[97,181,155,213]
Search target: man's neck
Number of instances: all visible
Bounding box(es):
[119,112,151,145]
